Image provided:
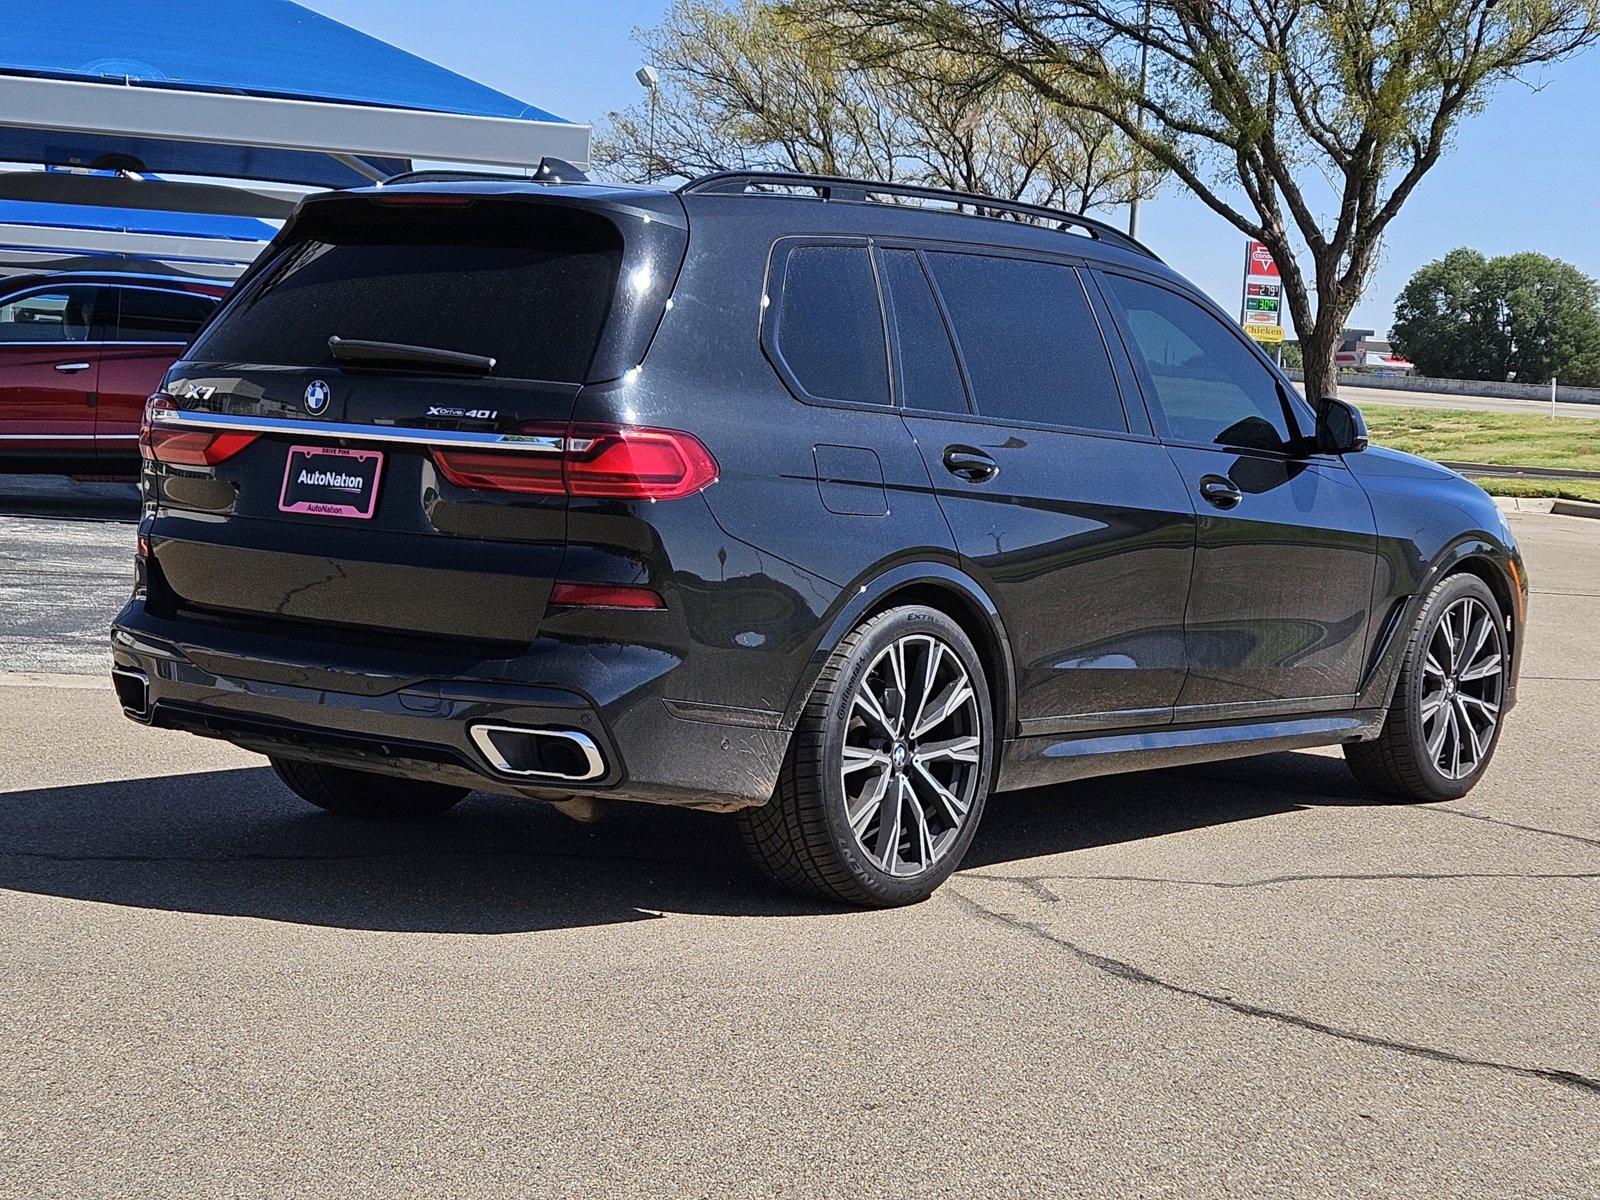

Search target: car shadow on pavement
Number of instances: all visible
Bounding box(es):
[0,751,1383,933]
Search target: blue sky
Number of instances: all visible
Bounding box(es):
[303,0,1600,337]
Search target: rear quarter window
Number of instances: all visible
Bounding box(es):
[190,201,623,382]
[767,242,889,405]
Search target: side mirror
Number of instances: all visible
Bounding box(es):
[1315,396,1368,455]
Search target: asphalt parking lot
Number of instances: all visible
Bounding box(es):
[1,475,1596,1198]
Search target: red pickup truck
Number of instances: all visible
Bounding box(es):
[0,272,229,473]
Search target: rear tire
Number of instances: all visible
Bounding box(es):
[1345,572,1509,801]
[270,757,469,820]
[738,606,994,907]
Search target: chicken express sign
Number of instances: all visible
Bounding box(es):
[1240,240,1285,345]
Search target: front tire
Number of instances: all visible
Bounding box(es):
[739,606,994,907]
[270,757,470,820]
[1345,572,1509,801]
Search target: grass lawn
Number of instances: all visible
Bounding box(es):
[1357,403,1600,470]
[1470,476,1600,504]
[1355,402,1600,502]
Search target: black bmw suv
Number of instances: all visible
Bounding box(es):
[112,171,1526,906]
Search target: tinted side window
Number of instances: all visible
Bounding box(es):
[116,289,218,343]
[1104,274,1295,452]
[0,287,100,343]
[880,249,969,414]
[772,244,888,405]
[925,253,1125,432]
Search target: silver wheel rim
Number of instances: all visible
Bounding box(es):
[1422,596,1504,781]
[840,633,983,877]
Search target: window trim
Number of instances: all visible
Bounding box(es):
[909,242,1142,439]
[759,235,895,411]
[1094,266,1332,462]
[875,244,974,416]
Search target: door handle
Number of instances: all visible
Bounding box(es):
[1199,475,1243,509]
[54,361,92,373]
[942,446,999,483]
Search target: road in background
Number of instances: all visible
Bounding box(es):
[0,478,1596,1196]
[1296,381,1600,419]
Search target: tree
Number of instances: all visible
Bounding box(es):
[803,0,1600,402]
[593,0,1162,214]
[1392,248,1600,384]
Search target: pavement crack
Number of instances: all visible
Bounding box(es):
[962,869,1600,890]
[1419,806,1600,849]
[946,882,1600,1099]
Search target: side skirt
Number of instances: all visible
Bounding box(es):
[996,710,1387,793]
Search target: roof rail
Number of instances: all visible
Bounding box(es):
[382,158,590,188]
[679,171,1158,261]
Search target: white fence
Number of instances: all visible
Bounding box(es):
[1284,369,1600,406]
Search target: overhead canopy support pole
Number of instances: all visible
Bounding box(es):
[0,221,268,267]
[0,75,591,172]
[0,170,299,219]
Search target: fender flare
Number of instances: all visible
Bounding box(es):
[1358,532,1523,712]
[779,558,1018,737]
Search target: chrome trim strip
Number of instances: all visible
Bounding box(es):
[148,407,565,453]
[0,432,98,440]
[469,724,607,782]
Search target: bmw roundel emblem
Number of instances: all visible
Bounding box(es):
[304,379,331,415]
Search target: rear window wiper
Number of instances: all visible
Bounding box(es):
[328,336,496,375]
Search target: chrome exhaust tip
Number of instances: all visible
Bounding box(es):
[468,724,606,782]
[111,666,150,719]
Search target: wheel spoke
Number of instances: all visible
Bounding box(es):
[1420,689,1447,723]
[902,777,936,869]
[906,640,943,743]
[1459,653,1502,682]
[910,676,974,741]
[1438,614,1459,672]
[1454,695,1486,765]
[1461,605,1490,671]
[914,735,981,765]
[874,777,904,873]
[1459,693,1500,719]
[1423,652,1448,680]
[1445,706,1462,776]
[1426,701,1452,761]
[841,746,891,775]
[853,684,898,738]
[887,640,910,732]
[847,766,890,839]
[913,759,970,824]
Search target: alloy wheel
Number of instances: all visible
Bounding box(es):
[1420,596,1504,781]
[840,633,983,877]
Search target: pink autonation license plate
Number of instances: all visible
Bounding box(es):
[278,445,384,519]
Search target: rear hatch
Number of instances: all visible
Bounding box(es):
[144,185,686,650]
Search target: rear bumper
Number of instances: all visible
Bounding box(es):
[111,601,788,811]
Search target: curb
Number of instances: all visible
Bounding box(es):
[1493,497,1555,514]
[1552,498,1600,520]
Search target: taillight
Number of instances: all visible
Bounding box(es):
[432,422,717,500]
[141,397,257,467]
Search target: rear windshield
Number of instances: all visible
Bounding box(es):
[190,200,623,382]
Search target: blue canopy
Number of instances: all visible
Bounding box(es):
[0,0,586,187]
[0,199,276,243]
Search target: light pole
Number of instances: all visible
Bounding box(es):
[1128,0,1152,238]
[636,65,660,182]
